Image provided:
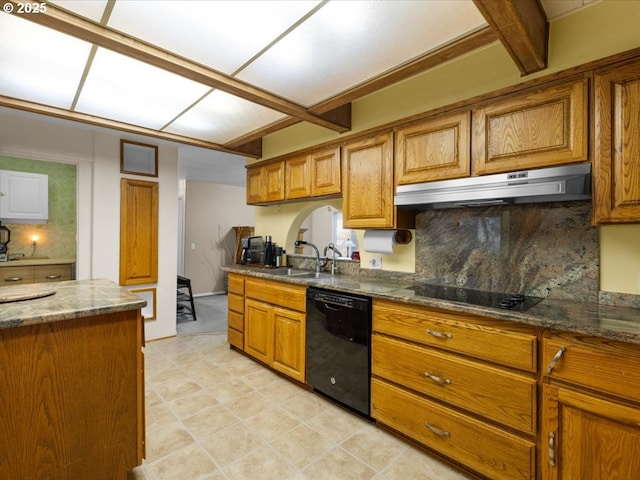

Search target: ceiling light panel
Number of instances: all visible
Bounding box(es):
[50,0,110,22]
[0,13,92,108]
[237,0,487,106]
[75,48,211,130]
[165,90,287,144]
[106,0,322,75]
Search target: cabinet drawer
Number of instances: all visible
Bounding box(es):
[245,277,306,312]
[228,292,244,314]
[1,266,34,285]
[228,310,244,332]
[228,327,243,350]
[543,333,640,403]
[372,334,536,434]
[373,299,537,372]
[228,274,245,295]
[372,378,535,480]
[33,264,72,283]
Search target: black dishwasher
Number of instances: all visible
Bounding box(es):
[306,287,372,417]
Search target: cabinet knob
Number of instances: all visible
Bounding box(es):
[424,422,450,438]
[426,329,453,339]
[546,346,567,374]
[424,371,451,385]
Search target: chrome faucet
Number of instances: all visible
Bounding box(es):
[323,243,343,275]
[294,240,323,273]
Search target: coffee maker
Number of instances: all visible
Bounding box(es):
[240,236,264,264]
[0,222,10,262]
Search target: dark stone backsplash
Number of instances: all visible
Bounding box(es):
[414,201,599,302]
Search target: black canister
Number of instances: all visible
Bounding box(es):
[263,235,273,266]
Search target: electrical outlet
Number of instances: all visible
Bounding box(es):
[369,257,382,269]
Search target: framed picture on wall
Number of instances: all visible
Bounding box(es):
[130,287,156,321]
[120,140,158,177]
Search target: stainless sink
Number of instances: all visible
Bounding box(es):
[268,268,334,279]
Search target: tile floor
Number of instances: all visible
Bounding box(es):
[129,333,473,480]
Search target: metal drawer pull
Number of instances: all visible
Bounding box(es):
[548,432,556,467]
[44,275,62,279]
[424,371,451,385]
[424,422,450,437]
[5,277,23,282]
[426,329,453,339]
[546,346,567,374]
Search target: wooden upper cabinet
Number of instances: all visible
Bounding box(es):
[472,77,588,175]
[395,111,471,185]
[285,155,310,200]
[246,160,285,205]
[342,132,395,228]
[310,146,341,196]
[285,147,341,200]
[593,58,640,223]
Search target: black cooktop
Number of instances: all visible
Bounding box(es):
[409,283,544,312]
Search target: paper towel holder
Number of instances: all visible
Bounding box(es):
[394,229,412,245]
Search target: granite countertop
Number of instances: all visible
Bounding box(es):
[0,278,146,330]
[0,258,76,267]
[223,265,640,345]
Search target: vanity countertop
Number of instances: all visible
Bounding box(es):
[0,278,146,329]
[0,258,76,267]
[223,265,640,345]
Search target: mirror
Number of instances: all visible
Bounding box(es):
[296,206,358,258]
[120,140,158,177]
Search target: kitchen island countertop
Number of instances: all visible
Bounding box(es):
[0,278,146,329]
[223,265,640,345]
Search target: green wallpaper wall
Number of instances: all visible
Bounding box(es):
[0,156,77,259]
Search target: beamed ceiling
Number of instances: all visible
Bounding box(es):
[0,0,598,159]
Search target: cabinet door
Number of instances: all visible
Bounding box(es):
[244,298,273,364]
[395,111,471,185]
[342,132,395,228]
[310,147,341,196]
[593,58,640,223]
[473,78,588,175]
[0,170,48,221]
[285,155,311,200]
[33,264,73,283]
[264,161,285,202]
[246,166,264,205]
[541,384,640,480]
[0,266,35,285]
[272,306,306,382]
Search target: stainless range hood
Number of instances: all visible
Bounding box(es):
[394,162,592,209]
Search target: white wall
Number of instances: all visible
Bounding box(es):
[184,181,254,295]
[0,109,179,340]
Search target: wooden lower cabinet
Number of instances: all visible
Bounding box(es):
[371,298,538,480]
[0,309,144,480]
[227,273,245,349]
[243,277,306,383]
[541,332,640,479]
[372,379,535,480]
[1,263,74,285]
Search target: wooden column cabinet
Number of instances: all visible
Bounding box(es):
[473,77,588,175]
[541,333,640,479]
[593,57,640,223]
[342,131,413,229]
[243,277,306,382]
[120,178,158,285]
[246,161,285,205]
[395,111,471,185]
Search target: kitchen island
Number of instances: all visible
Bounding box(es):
[0,279,145,480]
